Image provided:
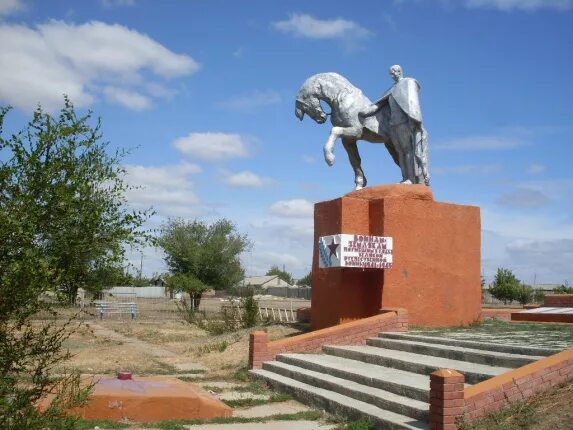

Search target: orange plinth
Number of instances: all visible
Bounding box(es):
[66,375,232,422]
[311,184,481,329]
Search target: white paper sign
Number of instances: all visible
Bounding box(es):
[318,234,393,269]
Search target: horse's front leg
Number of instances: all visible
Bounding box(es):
[323,126,361,167]
[342,138,366,190]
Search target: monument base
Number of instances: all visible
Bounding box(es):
[312,184,481,329]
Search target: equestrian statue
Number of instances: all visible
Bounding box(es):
[295,65,430,190]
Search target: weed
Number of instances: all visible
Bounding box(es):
[142,410,324,429]
[233,364,250,382]
[223,397,268,408]
[195,340,229,356]
[344,418,375,430]
[270,392,293,402]
[200,385,224,393]
[223,392,292,408]
[233,380,269,394]
[76,419,130,429]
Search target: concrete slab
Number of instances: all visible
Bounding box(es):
[250,369,428,429]
[233,400,311,418]
[183,421,335,430]
[217,392,269,401]
[367,337,543,367]
[277,353,429,401]
[380,332,561,356]
[323,345,510,384]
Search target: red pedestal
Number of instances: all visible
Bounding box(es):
[311,184,481,329]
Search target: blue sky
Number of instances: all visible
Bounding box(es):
[1,0,572,285]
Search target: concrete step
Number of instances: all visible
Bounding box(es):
[323,345,510,384]
[276,353,429,402]
[250,368,428,430]
[380,332,560,357]
[263,360,429,421]
[367,337,542,368]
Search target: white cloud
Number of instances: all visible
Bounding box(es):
[221,170,273,188]
[527,163,546,174]
[433,164,501,175]
[273,13,372,40]
[0,21,198,112]
[269,199,314,218]
[302,154,316,164]
[464,0,572,11]
[0,0,23,16]
[104,86,152,110]
[100,0,136,7]
[481,209,573,284]
[496,188,550,208]
[434,135,526,150]
[124,162,201,213]
[233,47,245,58]
[173,132,251,162]
[217,90,282,112]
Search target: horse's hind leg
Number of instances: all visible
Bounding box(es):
[342,138,366,190]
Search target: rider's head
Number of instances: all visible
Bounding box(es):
[389,65,403,82]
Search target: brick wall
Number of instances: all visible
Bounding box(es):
[544,294,573,307]
[249,308,408,369]
[429,349,573,429]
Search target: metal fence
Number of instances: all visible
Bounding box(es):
[34,295,311,322]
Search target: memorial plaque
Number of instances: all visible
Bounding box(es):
[318,234,393,269]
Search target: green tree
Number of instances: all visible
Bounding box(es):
[297,271,312,287]
[515,284,534,306]
[158,218,251,308]
[0,100,150,429]
[266,265,294,285]
[489,267,521,305]
[554,284,573,294]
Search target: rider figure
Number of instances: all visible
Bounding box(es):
[360,65,429,186]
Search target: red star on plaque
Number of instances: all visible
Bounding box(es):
[327,239,339,257]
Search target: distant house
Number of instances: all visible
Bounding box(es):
[238,275,292,289]
[237,275,310,299]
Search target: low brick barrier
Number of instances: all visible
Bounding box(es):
[544,294,573,307]
[249,308,408,369]
[480,308,514,321]
[429,348,573,429]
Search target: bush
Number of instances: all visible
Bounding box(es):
[515,284,534,306]
[489,268,521,305]
[553,285,573,294]
[241,294,259,328]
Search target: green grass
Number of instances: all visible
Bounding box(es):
[232,364,250,382]
[459,401,536,430]
[76,419,130,429]
[222,392,292,408]
[142,410,324,429]
[200,384,224,393]
[412,319,573,339]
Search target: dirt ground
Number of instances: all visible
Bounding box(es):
[60,319,303,378]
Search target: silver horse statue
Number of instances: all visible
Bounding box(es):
[295,72,427,189]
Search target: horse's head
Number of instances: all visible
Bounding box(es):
[295,98,327,124]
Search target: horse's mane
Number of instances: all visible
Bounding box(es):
[297,73,356,102]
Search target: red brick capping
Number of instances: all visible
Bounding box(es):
[544,294,573,307]
[248,308,408,369]
[429,369,465,430]
[428,348,573,428]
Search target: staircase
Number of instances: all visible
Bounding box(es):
[250,332,559,429]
